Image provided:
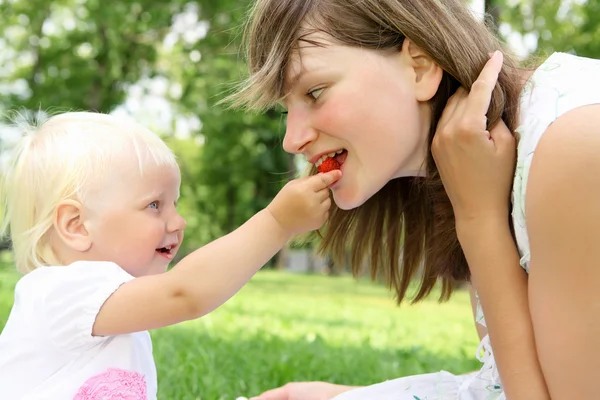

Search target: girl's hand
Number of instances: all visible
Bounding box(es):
[432,51,516,226]
[267,170,341,236]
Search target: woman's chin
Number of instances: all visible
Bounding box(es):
[332,188,369,211]
[331,177,392,211]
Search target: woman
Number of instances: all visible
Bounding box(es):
[229,0,600,398]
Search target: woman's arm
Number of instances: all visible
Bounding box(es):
[457,218,550,400]
[432,51,549,398]
[524,104,600,399]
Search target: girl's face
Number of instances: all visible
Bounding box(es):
[281,33,443,209]
[81,158,187,277]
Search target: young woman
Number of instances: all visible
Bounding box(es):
[230,0,600,398]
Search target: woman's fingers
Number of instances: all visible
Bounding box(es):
[465,51,504,118]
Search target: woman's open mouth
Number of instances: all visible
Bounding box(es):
[315,149,348,168]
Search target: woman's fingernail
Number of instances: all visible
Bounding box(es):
[489,50,502,59]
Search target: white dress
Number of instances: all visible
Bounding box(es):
[331,52,600,400]
[0,261,158,400]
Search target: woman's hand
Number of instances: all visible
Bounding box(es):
[249,382,358,400]
[432,51,516,227]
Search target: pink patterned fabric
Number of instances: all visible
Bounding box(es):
[73,368,147,400]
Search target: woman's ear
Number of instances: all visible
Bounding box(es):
[53,199,92,252]
[401,39,444,102]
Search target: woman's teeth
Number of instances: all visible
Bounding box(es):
[315,149,344,167]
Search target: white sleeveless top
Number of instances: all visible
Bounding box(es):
[473,51,600,398]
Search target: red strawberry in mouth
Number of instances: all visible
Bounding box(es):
[317,157,341,173]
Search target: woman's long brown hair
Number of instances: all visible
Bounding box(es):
[229,0,523,304]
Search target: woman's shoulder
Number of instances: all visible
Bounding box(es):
[511,52,600,270]
[521,104,600,265]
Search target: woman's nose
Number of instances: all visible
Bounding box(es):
[282,108,318,154]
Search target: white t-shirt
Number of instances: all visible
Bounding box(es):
[0,261,158,400]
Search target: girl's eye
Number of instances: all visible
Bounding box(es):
[148,201,159,210]
[308,87,325,101]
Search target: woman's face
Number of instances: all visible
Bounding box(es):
[281,33,442,209]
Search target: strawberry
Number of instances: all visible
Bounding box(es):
[317,157,341,173]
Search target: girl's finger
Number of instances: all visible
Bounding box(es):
[319,189,331,202]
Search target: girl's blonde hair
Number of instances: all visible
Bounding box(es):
[0,111,178,274]
[231,0,524,303]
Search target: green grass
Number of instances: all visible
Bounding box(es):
[0,264,481,400]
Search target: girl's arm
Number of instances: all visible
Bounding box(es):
[522,104,600,399]
[92,171,340,336]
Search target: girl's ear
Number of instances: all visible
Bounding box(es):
[53,200,92,252]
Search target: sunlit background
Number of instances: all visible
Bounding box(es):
[0,0,598,398]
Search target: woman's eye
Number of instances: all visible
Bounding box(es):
[148,201,159,209]
[308,87,325,101]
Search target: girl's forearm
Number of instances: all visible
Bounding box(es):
[457,217,550,400]
[171,209,291,317]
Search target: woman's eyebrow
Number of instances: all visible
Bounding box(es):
[285,66,326,93]
[284,67,307,92]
